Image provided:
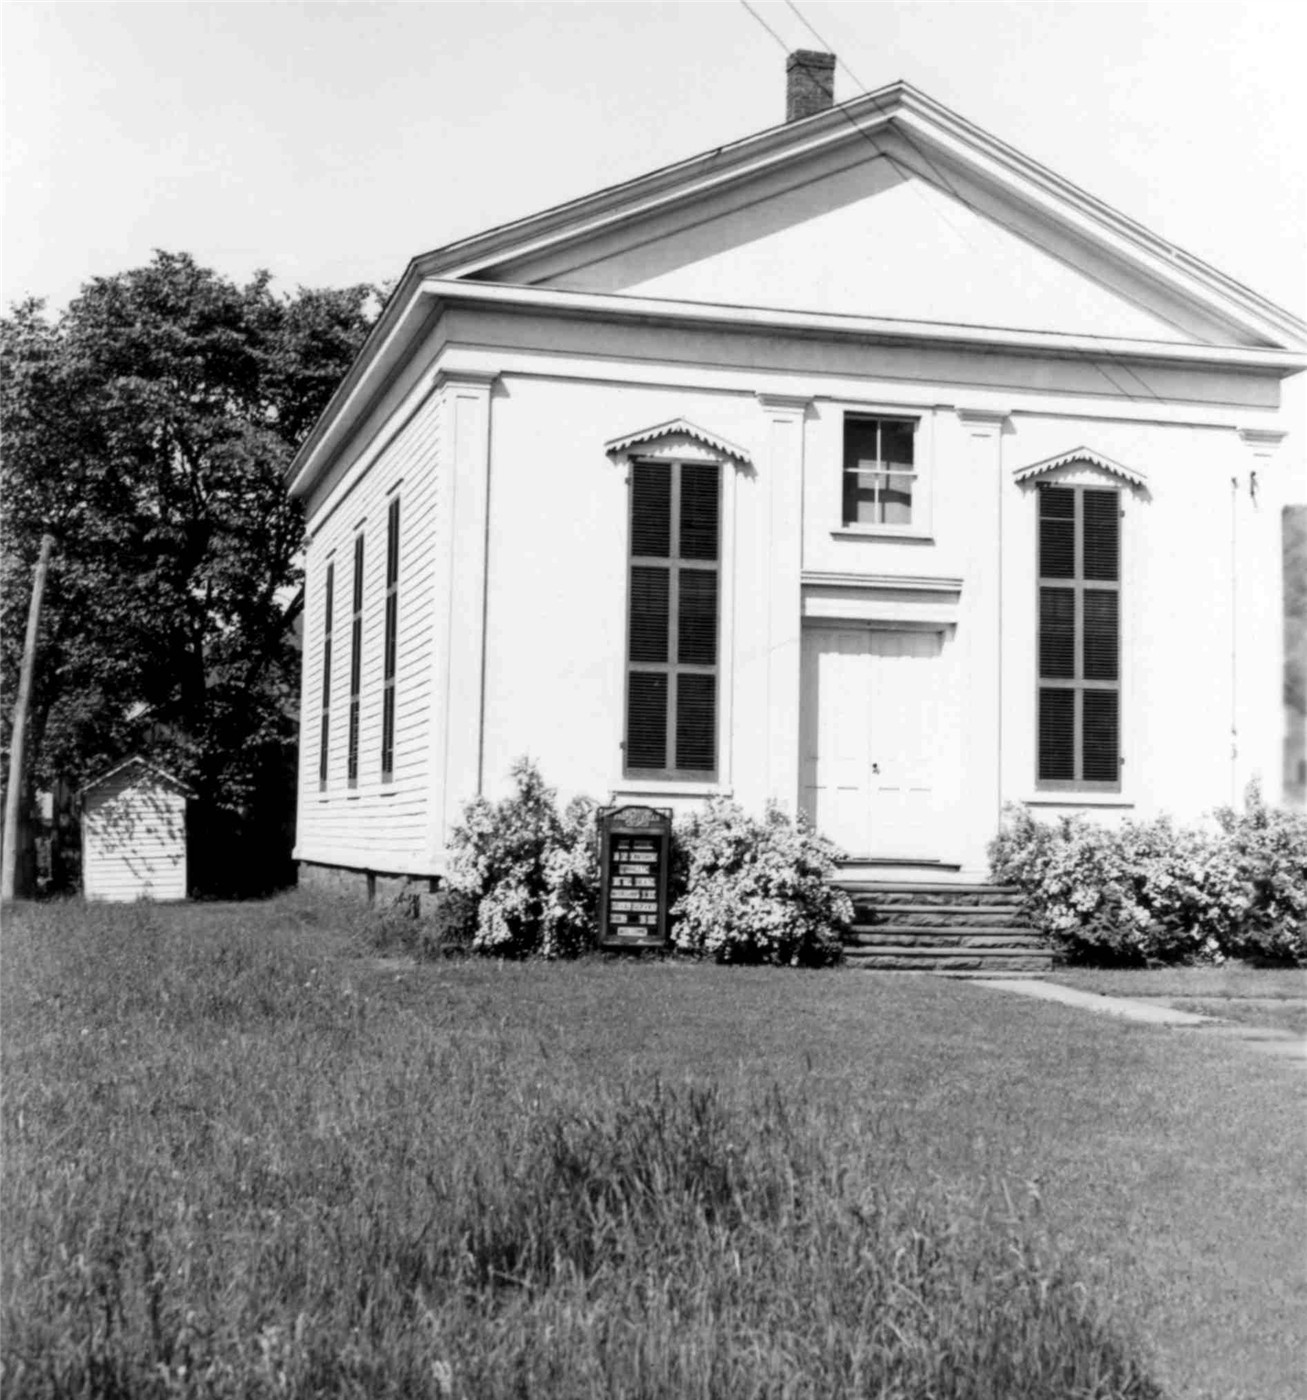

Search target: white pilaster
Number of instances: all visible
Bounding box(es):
[427,369,497,865]
[757,394,811,812]
[1235,428,1287,805]
[958,408,1007,871]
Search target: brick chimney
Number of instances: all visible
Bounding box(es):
[786,50,836,122]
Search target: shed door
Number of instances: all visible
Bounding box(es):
[800,626,944,858]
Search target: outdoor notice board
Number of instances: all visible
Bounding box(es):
[598,805,671,949]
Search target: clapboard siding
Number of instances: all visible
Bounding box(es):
[83,770,188,902]
[295,389,441,871]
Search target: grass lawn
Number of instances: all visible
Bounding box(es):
[1050,965,1307,1037]
[3,896,1305,1398]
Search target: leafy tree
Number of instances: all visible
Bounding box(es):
[1285,505,1306,715]
[1,252,377,891]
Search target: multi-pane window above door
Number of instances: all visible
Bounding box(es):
[1037,485,1121,790]
[625,458,720,779]
[842,417,917,528]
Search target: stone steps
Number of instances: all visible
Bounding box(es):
[851,907,1029,928]
[837,881,1052,972]
[846,931,1047,948]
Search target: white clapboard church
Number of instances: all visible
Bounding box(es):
[286,53,1305,896]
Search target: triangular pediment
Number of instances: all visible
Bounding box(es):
[1014,447,1148,490]
[285,82,1305,505]
[422,84,1304,354]
[605,418,751,467]
[526,161,1201,344]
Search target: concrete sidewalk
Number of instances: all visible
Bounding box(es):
[976,977,1307,1062]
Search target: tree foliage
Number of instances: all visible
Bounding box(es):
[1285,505,1307,715]
[1,252,377,887]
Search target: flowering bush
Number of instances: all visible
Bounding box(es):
[671,800,850,966]
[989,786,1307,965]
[447,758,599,958]
[450,766,860,964]
[541,795,601,959]
[1213,784,1307,961]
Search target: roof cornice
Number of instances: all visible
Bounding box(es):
[287,82,1306,500]
[417,279,1306,369]
[409,81,1306,352]
[416,88,902,282]
[887,90,1307,350]
[283,278,1306,500]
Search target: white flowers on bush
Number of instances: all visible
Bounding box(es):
[451,763,855,964]
[447,759,598,958]
[540,796,601,959]
[671,800,851,966]
[989,783,1307,964]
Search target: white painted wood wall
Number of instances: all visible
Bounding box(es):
[82,770,188,902]
[294,389,443,874]
[288,129,1299,881]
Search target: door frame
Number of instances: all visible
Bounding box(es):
[799,619,957,861]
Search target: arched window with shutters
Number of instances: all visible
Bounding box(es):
[605,419,751,782]
[1014,447,1148,794]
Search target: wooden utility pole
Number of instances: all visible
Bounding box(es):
[2,533,55,902]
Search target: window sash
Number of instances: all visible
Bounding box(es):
[625,459,720,779]
[842,417,917,527]
[1036,486,1121,791]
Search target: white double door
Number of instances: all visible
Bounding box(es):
[799,626,951,859]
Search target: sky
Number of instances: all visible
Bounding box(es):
[4,0,1305,318]
[3,0,1306,481]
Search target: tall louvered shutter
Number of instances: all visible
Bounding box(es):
[347,533,364,787]
[629,567,669,663]
[319,561,334,789]
[1039,588,1075,679]
[1082,692,1119,781]
[1083,490,1120,581]
[679,463,719,560]
[1039,488,1075,577]
[626,456,719,776]
[1036,484,1121,789]
[1038,689,1075,781]
[676,674,715,771]
[631,462,671,556]
[381,497,400,783]
[627,673,668,769]
[1082,591,1118,681]
[677,570,717,666]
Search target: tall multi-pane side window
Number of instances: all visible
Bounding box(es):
[347,533,364,788]
[318,561,334,791]
[1037,485,1121,789]
[843,417,916,527]
[380,496,400,783]
[625,458,720,777]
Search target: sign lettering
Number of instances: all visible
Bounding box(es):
[598,805,672,949]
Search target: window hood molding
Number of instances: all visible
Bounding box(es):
[1013,446,1148,489]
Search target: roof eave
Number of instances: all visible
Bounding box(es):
[286,278,1307,503]
[286,80,1306,500]
[407,79,1305,352]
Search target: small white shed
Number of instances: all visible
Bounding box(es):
[80,757,193,902]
